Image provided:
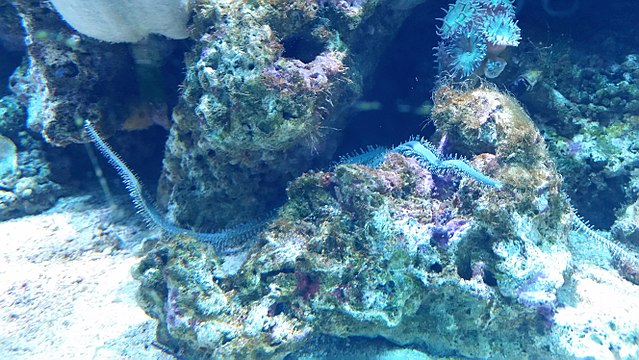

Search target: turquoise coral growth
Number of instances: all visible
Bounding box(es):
[436,0,521,78]
[437,0,480,40]
[482,12,521,46]
[446,30,488,78]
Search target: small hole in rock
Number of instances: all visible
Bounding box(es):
[282,35,325,64]
[483,270,498,286]
[430,262,443,273]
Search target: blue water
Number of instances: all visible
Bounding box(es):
[1,1,639,359]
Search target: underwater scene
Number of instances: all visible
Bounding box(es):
[1,0,639,359]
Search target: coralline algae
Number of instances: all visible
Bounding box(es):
[134,87,631,359]
[162,0,424,228]
[2,1,639,359]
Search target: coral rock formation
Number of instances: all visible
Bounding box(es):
[161,0,424,228]
[137,87,584,358]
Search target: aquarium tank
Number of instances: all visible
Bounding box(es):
[1,0,639,359]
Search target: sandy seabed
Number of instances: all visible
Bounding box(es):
[2,195,639,360]
[0,195,171,360]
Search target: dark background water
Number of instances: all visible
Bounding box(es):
[337,0,639,155]
[2,0,638,156]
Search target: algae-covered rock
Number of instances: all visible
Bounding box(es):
[431,85,572,315]
[135,235,312,359]
[431,85,569,229]
[137,123,571,358]
[509,40,639,228]
[0,95,66,219]
[161,0,424,229]
[0,134,18,179]
[8,0,143,146]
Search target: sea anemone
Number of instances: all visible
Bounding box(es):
[479,0,515,15]
[435,0,520,79]
[482,13,521,46]
[437,0,481,40]
[447,30,488,78]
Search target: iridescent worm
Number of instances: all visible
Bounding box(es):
[340,138,503,190]
[84,120,264,252]
[394,139,503,189]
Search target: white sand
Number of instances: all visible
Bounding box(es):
[0,195,171,359]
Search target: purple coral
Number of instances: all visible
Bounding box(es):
[262,51,345,93]
[296,271,321,300]
[431,218,470,247]
[516,270,559,323]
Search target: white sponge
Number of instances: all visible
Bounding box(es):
[49,0,192,43]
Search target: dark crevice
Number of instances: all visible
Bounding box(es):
[282,34,325,64]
